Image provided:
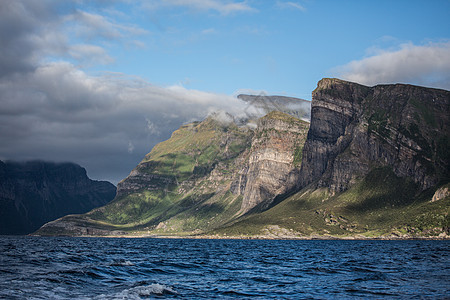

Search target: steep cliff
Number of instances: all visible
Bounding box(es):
[233,111,309,213]
[36,111,309,236]
[219,79,449,238]
[300,78,449,193]
[0,161,116,235]
[35,80,449,238]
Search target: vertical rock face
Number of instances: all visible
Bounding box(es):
[300,78,450,194]
[234,111,309,213]
[0,161,116,235]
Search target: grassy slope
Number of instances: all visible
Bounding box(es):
[83,113,313,235]
[215,167,449,238]
[38,117,255,235]
[36,106,448,238]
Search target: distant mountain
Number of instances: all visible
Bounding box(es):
[36,79,449,239]
[0,161,116,235]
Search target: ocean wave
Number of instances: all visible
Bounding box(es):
[96,283,177,299]
[109,259,135,266]
[2,237,449,299]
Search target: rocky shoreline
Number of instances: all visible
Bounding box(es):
[31,231,450,240]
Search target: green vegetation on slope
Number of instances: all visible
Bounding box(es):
[35,80,448,239]
[42,116,255,235]
[215,167,449,238]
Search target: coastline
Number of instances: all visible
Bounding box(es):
[29,232,450,240]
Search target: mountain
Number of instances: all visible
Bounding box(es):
[0,161,116,235]
[36,79,449,238]
[36,111,309,236]
[218,79,449,238]
[300,78,449,193]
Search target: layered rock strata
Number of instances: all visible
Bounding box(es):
[233,111,309,212]
[300,78,450,194]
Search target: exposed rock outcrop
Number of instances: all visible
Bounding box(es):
[0,161,116,235]
[116,164,176,198]
[431,186,449,202]
[300,78,450,194]
[233,111,309,213]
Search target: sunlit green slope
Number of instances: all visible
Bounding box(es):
[215,167,449,238]
[39,116,254,235]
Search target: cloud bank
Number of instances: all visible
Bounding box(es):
[335,42,450,90]
[0,60,245,184]
[0,0,248,184]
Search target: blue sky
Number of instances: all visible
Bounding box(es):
[61,0,450,98]
[1,0,449,183]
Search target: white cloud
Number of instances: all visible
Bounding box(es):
[201,28,217,35]
[69,44,115,65]
[145,0,255,15]
[66,10,149,40]
[0,61,246,183]
[334,42,450,90]
[0,0,262,185]
[127,141,135,154]
[276,1,306,11]
[145,118,160,135]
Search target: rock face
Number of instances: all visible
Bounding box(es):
[220,80,449,239]
[233,111,309,212]
[300,78,450,194]
[0,161,116,235]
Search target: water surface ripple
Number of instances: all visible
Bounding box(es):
[0,237,449,299]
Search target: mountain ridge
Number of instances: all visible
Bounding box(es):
[35,79,449,238]
[36,112,310,236]
[0,160,116,235]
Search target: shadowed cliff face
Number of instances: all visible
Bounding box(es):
[300,78,450,194]
[0,161,116,235]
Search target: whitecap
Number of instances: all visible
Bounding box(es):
[95,283,177,299]
[135,283,177,296]
[109,259,135,266]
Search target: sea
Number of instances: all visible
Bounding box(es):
[0,236,449,299]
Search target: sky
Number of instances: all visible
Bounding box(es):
[1,0,449,184]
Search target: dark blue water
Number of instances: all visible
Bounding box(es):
[0,237,449,299]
